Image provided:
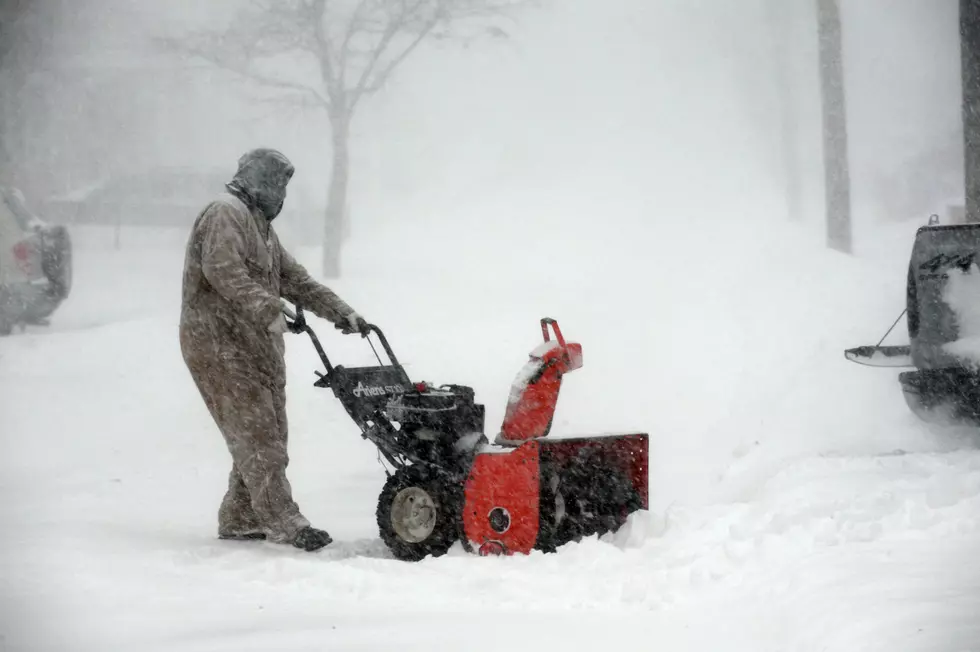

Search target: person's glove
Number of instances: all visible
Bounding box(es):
[268,314,288,334]
[336,311,371,337]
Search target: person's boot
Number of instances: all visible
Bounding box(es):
[218,531,266,541]
[292,526,333,552]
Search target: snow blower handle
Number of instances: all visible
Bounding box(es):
[540,317,566,347]
[282,303,334,374]
[282,303,305,332]
[282,303,401,376]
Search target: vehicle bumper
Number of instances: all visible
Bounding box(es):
[1,279,65,324]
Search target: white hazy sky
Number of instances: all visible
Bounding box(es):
[24,0,964,234]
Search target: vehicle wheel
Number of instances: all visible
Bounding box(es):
[376,465,462,561]
[900,369,980,427]
[0,290,12,336]
[41,225,72,301]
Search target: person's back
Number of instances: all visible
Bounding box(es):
[179,189,289,387]
[181,192,246,321]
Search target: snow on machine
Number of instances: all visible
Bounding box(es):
[845,215,980,426]
[283,304,648,560]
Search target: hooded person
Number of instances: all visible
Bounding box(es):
[179,148,369,552]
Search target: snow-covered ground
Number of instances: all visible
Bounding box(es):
[2,214,980,652]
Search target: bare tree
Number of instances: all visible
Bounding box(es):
[165,0,531,278]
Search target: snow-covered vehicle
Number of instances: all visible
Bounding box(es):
[0,185,72,335]
[846,216,980,426]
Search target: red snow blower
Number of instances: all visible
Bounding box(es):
[283,305,649,561]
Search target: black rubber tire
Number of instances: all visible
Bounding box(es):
[0,290,12,336]
[900,368,980,427]
[376,465,461,562]
[41,225,72,301]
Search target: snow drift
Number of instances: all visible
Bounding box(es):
[2,213,979,652]
[2,0,977,650]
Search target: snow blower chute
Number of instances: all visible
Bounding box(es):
[844,216,980,426]
[283,305,648,560]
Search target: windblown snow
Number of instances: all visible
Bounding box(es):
[1,216,979,652]
[2,0,978,650]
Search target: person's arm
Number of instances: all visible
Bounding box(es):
[278,244,358,327]
[199,202,283,328]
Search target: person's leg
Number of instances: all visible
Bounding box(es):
[182,331,328,549]
[268,383,333,550]
[213,378,310,544]
[180,347,264,540]
[217,467,264,539]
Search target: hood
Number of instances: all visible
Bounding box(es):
[226,148,295,221]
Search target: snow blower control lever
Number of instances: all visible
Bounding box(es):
[281,301,649,561]
[282,303,400,378]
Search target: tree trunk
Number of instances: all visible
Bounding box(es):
[817,0,853,253]
[961,0,980,222]
[322,114,350,279]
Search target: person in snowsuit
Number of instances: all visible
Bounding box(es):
[179,148,369,552]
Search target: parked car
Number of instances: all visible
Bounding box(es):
[0,185,72,334]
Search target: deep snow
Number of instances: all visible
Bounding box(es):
[2,215,980,652]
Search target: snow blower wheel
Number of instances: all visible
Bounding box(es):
[377,465,461,562]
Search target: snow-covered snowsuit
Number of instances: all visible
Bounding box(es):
[179,149,359,545]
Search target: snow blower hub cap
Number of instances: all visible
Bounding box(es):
[390,487,437,543]
[488,507,511,534]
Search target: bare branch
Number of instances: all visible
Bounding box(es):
[348,24,399,104]
[235,72,330,108]
[161,34,331,109]
[342,0,434,110]
[338,0,373,80]
[159,0,537,127]
[311,0,340,98]
[350,16,440,110]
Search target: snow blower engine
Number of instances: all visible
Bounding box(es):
[283,304,649,561]
[845,215,980,426]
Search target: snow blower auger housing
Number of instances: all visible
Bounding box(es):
[844,217,980,426]
[283,305,648,561]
